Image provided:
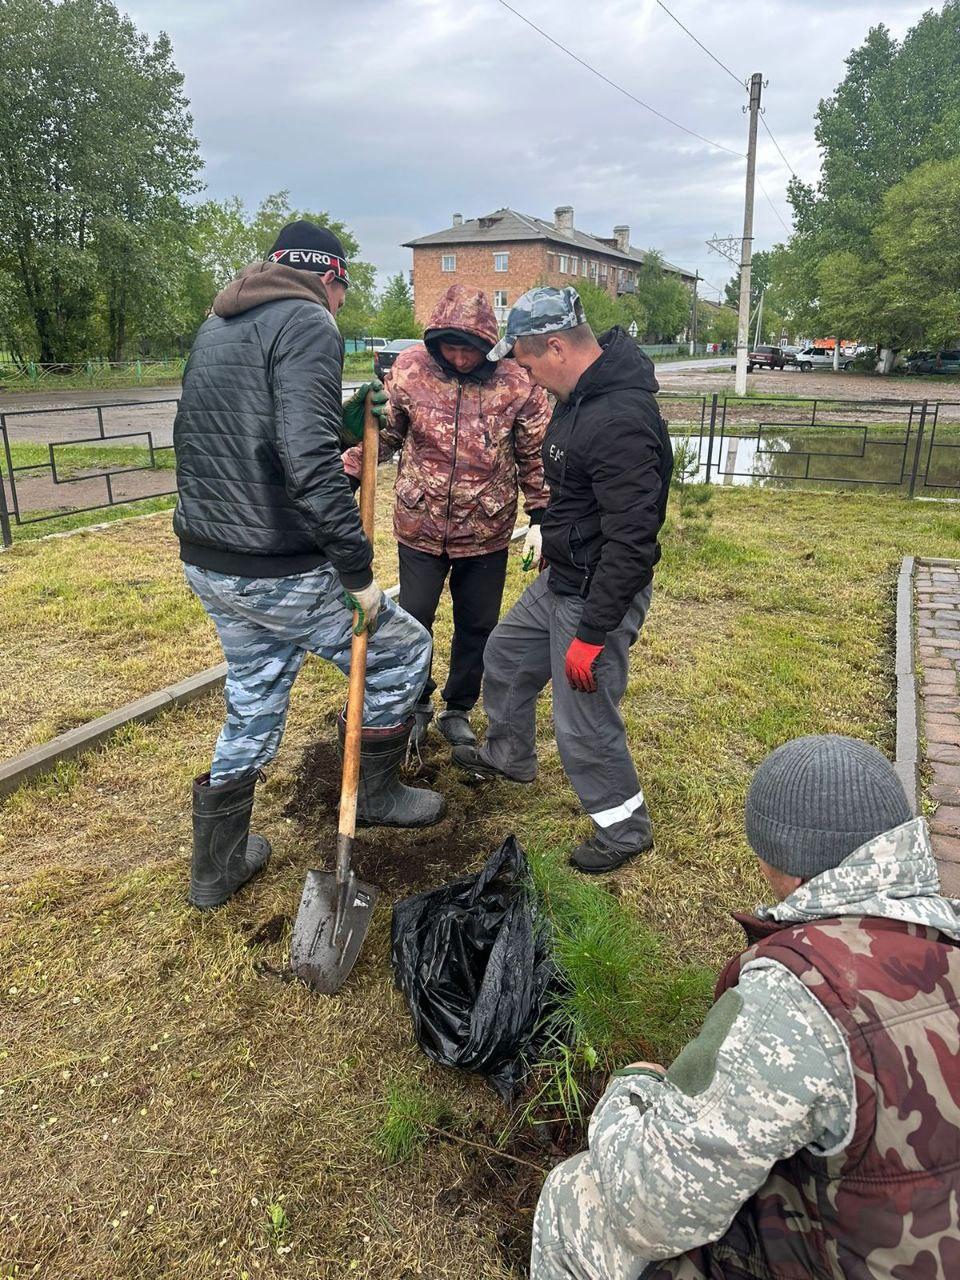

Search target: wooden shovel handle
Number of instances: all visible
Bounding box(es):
[338,394,379,841]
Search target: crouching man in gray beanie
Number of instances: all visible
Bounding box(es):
[532,734,960,1280]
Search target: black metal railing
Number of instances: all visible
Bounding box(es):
[659,393,960,498]
[2,392,959,548]
[0,398,180,546]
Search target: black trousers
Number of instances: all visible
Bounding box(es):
[398,543,510,711]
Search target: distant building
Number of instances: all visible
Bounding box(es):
[404,206,696,329]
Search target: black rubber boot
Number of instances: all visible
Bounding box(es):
[569,832,654,875]
[436,708,477,748]
[339,715,446,828]
[188,771,272,910]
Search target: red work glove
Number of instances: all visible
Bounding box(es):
[565,638,604,692]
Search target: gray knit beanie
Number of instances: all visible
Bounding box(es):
[745,734,913,879]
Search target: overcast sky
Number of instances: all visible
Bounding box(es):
[125,0,932,300]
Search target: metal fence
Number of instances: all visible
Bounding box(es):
[2,392,960,548]
[0,399,180,546]
[660,393,960,498]
[0,358,186,388]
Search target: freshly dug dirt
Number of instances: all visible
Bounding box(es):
[284,738,488,896]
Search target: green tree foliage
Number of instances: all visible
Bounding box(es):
[374,273,420,340]
[702,305,738,347]
[627,253,691,341]
[573,279,623,334]
[185,191,377,342]
[772,4,960,351]
[815,157,960,352]
[0,0,201,360]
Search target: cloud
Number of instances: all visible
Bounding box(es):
[125,0,931,295]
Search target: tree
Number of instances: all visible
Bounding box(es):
[723,250,776,311]
[573,279,623,335]
[811,158,960,355]
[0,0,201,360]
[180,191,378,344]
[629,253,690,341]
[773,4,960,350]
[374,273,420,339]
[702,305,738,348]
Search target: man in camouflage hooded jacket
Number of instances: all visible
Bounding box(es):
[343,284,550,748]
[532,734,960,1280]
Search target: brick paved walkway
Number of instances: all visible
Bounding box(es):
[915,560,960,896]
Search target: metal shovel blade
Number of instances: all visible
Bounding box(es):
[289,867,380,994]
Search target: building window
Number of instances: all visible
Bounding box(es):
[493,252,509,272]
[494,290,508,308]
[441,254,456,272]
[581,258,588,275]
[558,254,569,273]
[599,264,608,282]
[590,262,598,282]
[570,257,578,275]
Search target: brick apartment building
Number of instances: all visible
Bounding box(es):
[404,205,696,329]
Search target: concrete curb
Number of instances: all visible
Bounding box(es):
[0,534,526,798]
[894,555,919,813]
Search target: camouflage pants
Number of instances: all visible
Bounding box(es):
[532,1152,653,1280]
[184,563,432,784]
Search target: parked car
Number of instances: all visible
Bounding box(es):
[907,350,960,375]
[362,336,388,352]
[373,338,423,380]
[794,346,853,372]
[747,345,788,371]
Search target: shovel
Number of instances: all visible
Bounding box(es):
[290,394,381,994]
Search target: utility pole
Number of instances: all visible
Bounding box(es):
[734,72,763,396]
[689,272,700,355]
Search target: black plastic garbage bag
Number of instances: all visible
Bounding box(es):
[391,835,557,1100]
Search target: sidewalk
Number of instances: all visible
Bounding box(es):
[915,560,960,895]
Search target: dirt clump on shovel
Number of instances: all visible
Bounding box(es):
[284,739,483,896]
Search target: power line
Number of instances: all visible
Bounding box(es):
[653,0,745,89]
[760,116,797,178]
[756,176,792,235]
[496,0,745,159]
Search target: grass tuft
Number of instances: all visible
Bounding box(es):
[376,1081,455,1164]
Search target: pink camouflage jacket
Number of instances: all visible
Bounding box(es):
[343,285,550,558]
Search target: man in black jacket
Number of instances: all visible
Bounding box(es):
[454,287,673,872]
[174,220,444,911]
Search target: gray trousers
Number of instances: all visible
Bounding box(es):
[184,563,431,784]
[479,571,653,852]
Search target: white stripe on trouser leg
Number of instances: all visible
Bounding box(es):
[590,790,645,828]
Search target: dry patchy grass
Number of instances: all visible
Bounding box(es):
[2,487,960,1277]
[0,466,404,758]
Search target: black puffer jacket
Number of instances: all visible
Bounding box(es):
[541,326,673,643]
[173,262,373,588]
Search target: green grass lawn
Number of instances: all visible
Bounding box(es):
[7,442,176,477]
[1,487,959,1277]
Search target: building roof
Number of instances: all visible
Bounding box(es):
[403,207,694,282]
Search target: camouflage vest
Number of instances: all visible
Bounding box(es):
[650,913,960,1280]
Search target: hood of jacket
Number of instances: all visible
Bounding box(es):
[756,817,960,940]
[212,261,332,319]
[424,285,499,380]
[572,325,659,401]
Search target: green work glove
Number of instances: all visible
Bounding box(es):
[341,380,389,443]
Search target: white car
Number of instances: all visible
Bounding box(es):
[793,346,853,372]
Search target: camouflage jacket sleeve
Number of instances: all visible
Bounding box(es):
[512,382,551,514]
[342,365,410,479]
[584,962,855,1260]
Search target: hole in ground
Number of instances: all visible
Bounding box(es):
[283,740,490,896]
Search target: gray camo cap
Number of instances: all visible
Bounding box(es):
[487,286,587,361]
